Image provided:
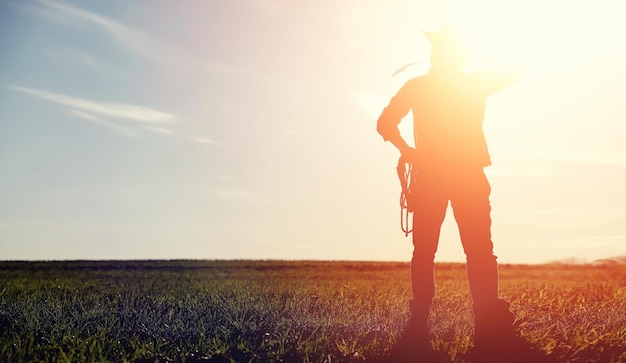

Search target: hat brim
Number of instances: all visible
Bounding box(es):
[423,25,461,44]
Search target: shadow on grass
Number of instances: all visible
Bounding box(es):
[461,336,559,363]
[365,332,559,363]
[125,327,565,363]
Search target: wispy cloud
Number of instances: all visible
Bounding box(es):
[145,126,174,135]
[196,137,221,145]
[5,84,227,143]
[19,0,197,73]
[26,0,275,82]
[35,0,152,55]
[5,85,177,123]
[69,110,136,136]
[43,45,115,73]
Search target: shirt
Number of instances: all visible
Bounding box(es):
[377,70,516,170]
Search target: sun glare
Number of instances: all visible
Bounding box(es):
[437,0,624,74]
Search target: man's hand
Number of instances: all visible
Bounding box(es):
[399,145,420,164]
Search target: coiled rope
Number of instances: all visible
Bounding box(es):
[396,157,417,237]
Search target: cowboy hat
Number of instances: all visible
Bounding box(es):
[423,24,464,49]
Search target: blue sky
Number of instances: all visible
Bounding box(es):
[1,0,625,263]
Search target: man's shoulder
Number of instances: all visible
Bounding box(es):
[401,75,431,92]
[405,74,430,84]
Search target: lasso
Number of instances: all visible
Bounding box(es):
[396,157,417,237]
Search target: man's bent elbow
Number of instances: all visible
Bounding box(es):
[376,121,388,141]
[376,115,394,142]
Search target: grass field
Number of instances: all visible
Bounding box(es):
[0,260,625,362]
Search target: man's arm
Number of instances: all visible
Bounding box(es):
[479,66,525,96]
[376,83,419,161]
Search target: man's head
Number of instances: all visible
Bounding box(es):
[425,25,471,71]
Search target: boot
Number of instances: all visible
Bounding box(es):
[390,307,440,362]
[471,299,516,361]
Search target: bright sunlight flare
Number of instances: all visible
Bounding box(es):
[436,0,624,74]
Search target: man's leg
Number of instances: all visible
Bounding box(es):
[408,178,448,332]
[450,170,514,346]
[391,174,448,362]
[450,170,497,306]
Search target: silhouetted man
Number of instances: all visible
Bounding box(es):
[377,25,522,359]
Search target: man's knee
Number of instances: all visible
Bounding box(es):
[463,238,495,260]
[412,248,436,262]
[466,250,497,264]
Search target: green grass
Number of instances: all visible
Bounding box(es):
[0,260,624,362]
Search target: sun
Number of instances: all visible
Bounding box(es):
[437,0,624,75]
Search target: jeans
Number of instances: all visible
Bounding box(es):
[408,167,499,315]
